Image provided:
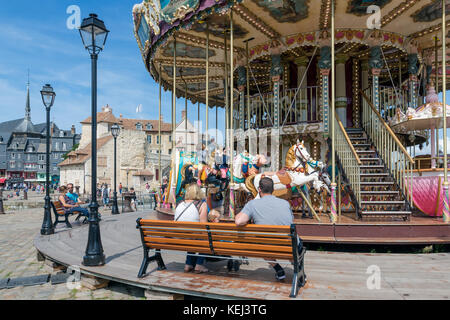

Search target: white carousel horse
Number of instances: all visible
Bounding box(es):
[232,152,267,190]
[241,140,330,199]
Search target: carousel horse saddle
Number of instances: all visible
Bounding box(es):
[276,169,292,186]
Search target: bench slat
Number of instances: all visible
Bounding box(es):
[144,237,293,254]
[142,230,292,245]
[139,220,290,234]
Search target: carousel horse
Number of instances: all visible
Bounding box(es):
[242,140,330,200]
[232,152,267,190]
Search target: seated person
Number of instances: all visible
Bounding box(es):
[66,183,87,207]
[58,186,90,219]
[207,189,224,217]
[234,177,303,281]
[175,184,209,273]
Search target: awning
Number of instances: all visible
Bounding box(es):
[0,178,6,184]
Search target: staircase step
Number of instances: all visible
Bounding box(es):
[349,137,367,141]
[361,173,390,177]
[356,150,376,154]
[360,165,385,170]
[353,144,372,148]
[361,201,405,205]
[360,182,395,186]
[361,211,411,216]
[361,191,399,195]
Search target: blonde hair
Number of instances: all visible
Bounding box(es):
[184,183,205,201]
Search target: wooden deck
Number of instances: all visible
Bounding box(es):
[157,208,450,245]
[34,211,450,299]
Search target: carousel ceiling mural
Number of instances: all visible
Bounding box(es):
[346,0,392,16]
[187,82,220,92]
[191,15,250,39]
[251,0,310,23]
[161,41,216,59]
[411,0,450,23]
[163,66,206,77]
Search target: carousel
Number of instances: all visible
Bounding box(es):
[131,0,450,244]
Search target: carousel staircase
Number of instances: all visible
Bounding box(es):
[345,127,411,221]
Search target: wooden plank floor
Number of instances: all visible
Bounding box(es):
[34,211,450,300]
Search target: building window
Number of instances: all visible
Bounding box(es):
[146,123,153,130]
[9,161,15,168]
[155,169,159,181]
[40,165,44,170]
[168,149,172,155]
[55,142,59,151]
[157,135,160,144]
[38,155,44,161]
[17,154,21,159]
[147,135,152,143]
[11,153,15,159]
[60,131,64,137]
[62,143,67,151]
[27,154,31,161]
[54,153,59,159]
[169,135,172,142]
[136,123,142,130]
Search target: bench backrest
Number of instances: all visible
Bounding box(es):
[137,219,298,261]
[51,201,65,216]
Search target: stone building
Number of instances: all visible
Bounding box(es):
[0,83,80,187]
[58,105,194,193]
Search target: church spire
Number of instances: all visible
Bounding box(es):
[25,70,31,121]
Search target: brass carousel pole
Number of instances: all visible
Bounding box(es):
[171,36,177,206]
[229,8,235,219]
[442,0,449,223]
[159,63,162,192]
[330,0,337,224]
[224,32,229,155]
[205,22,210,153]
[435,36,440,167]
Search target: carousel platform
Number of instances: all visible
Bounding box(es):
[156,208,450,245]
[34,210,450,299]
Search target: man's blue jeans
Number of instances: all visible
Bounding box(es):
[185,252,205,267]
[67,207,89,217]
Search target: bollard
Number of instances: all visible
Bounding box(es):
[24,189,28,200]
[0,188,4,214]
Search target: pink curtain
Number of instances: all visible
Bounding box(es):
[410,176,445,217]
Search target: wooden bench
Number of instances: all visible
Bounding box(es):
[51,201,86,228]
[136,219,306,298]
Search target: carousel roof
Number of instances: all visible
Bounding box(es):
[132,0,450,108]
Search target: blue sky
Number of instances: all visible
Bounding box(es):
[0,0,224,137]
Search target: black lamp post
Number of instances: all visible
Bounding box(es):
[111,123,120,215]
[40,84,56,235]
[0,136,4,215]
[79,13,109,266]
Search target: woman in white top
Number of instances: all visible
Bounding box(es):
[174,183,208,273]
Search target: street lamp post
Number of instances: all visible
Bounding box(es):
[40,84,56,235]
[111,123,120,214]
[79,13,109,266]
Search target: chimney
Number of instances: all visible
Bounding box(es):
[160,114,163,122]
[181,110,186,120]
[71,125,76,135]
[50,122,55,137]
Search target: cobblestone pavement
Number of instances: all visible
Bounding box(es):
[0,204,146,300]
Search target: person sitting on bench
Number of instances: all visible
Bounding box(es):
[58,185,90,220]
[234,177,303,281]
[174,183,209,274]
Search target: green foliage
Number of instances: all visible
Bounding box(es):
[62,143,79,160]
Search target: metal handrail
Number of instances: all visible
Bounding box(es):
[336,113,362,165]
[361,89,414,206]
[333,113,361,208]
[361,90,414,164]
